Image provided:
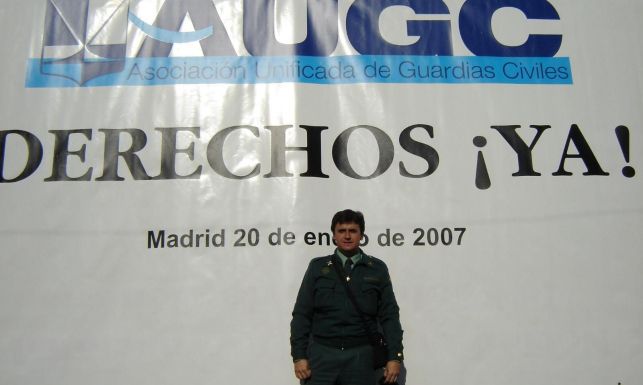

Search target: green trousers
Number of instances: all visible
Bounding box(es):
[305,341,376,385]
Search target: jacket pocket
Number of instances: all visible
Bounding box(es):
[313,277,336,310]
[359,283,380,316]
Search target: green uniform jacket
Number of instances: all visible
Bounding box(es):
[290,252,404,362]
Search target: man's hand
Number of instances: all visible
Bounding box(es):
[294,359,312,380]
[382,360,401,384]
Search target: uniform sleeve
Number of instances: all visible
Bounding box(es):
[378,267,404,361]
[290,262,315,361]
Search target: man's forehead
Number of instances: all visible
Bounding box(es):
[335,222,360,229]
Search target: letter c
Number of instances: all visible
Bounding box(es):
[459,0,562,57]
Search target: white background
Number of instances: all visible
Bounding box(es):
[1,1,642,384]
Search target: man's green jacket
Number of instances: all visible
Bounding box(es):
[290,252,404,362]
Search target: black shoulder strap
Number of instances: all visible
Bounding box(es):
[330,254,380,339]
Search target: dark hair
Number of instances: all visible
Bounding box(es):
[331,209,365,233]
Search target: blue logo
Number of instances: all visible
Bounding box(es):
[26,0,573,87]
[35,0,128,86]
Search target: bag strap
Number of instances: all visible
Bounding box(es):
[330,254,382,341]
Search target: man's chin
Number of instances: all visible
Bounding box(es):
[338,245,359,254]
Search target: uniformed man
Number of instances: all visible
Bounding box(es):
[290,209,404,385]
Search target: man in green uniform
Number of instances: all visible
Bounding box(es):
[290,209,404,385]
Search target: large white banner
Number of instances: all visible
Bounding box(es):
[1,1,641,384]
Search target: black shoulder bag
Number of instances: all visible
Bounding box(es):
[331,256,389,369]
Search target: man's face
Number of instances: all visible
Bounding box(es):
[332,222,362,254]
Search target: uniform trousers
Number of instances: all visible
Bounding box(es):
[305,341,376,385]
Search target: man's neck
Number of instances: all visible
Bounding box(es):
[336,249,362,266]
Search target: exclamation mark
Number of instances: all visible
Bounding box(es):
[615,125,635,178]
[473,136,491,189]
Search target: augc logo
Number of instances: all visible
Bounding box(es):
[26,0,571,87]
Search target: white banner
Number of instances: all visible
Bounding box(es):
[1,1,641,385]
